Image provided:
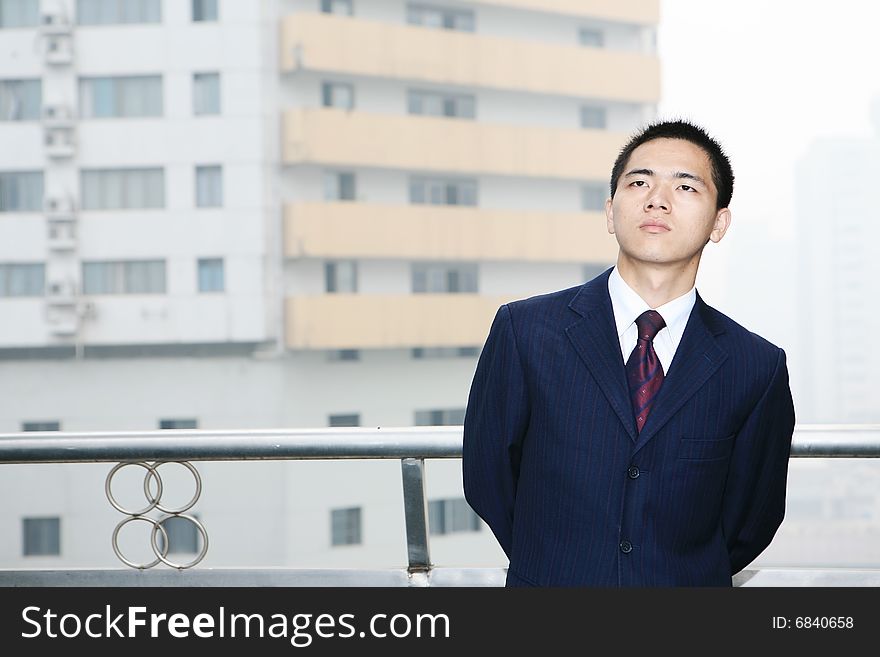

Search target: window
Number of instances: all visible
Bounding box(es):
[23,517,60,556]
[83,260,166,294]
[414,408,466,426]
[193,73,220,115]
[79,75,162,118]
[156,515,201,553]
[321,81,354,110]
[192,0,217,22]
[579,27,604,47]
[0,0,39,27]
[81,168,164,210]
[159,419,198,430]
[409,177,477,206]
[428,498,481,535]
[582,183,606,212]
[407,3,474,32]
[412,347,479,359]
[580,105,607,130]
[0,79,41,120]
[22,421,60,431]
[408,90,475,119]
[195,165,223,207]
[327,349,360,362]
[77,0,161,25]
[321,0,352,15]
[329,414,360,427]
[325,261,357,293]
[412,263,477,293]
[0,171,43,212]
[323,171,356,201]
[198,258,224,293]
[331,507,361,546]
[0,263,44,296]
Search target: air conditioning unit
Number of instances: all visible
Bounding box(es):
[45,127,75,158]
[44,194,76,216]
[45,128,73,145]
[43,104,74,126]
[47,280,77,305]
[47,218,77,251]
[41,5,72,34]
[44,36,74,65]
[46,305,79,335]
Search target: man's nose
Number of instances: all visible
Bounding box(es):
[644,189,670,212]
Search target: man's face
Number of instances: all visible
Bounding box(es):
[605,138,730,269]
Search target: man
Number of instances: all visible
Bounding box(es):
[462,120,795,587]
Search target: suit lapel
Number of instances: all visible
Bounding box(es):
[564,273,729,449]
[633,292,728,454]
[565,270,638,442]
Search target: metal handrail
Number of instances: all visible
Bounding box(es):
[1,424,878,580]
[1,424,879,463]
[0,426,463,463]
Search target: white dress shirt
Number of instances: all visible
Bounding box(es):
[607,266,696,375]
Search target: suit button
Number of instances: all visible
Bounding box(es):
[619,540,633,554]
[627,466,640,479]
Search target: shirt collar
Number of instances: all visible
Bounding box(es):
[607,266,696,343]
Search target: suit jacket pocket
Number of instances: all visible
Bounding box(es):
[679,434,735,461]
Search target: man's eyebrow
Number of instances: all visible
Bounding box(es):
[624,168,708,187]
[675,171,707,186]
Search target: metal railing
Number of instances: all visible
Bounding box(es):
[1,424,879,587]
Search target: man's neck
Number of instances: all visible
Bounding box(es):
[615,256,699,308]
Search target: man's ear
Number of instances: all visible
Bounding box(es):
[708,207,731,243]
[605,197,615,235]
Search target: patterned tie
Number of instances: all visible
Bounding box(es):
[626,310,666,433]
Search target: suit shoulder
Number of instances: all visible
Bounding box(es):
[505,284,584,318]
[507,285,583,312]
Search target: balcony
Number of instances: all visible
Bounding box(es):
[280,13,659,103]
[283,108,627,180]
[285,294,511,350]
[0,425,877,587]
[470,0,660,24]
[284,202,616,262]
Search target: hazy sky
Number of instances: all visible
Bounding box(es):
[659,0,880,234]
[656,0,880,349]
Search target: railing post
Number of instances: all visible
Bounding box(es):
[400,457,431,573]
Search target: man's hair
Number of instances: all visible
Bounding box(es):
[609,120,734,210]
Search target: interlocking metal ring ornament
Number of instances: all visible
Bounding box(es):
[105,461,209,569]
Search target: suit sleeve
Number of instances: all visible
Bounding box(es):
[721,347,796,575]
[462,304,530,560]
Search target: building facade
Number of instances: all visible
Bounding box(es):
[0,0,659,569]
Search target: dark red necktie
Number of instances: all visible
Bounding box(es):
[626,310,666,433]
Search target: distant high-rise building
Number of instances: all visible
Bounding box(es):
[794,104,880,423]
[0,0,660,569]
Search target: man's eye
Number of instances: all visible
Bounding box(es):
[679,184,695,192]
[630,180,647,187]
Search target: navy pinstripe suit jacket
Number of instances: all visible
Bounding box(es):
[462,268,796,587]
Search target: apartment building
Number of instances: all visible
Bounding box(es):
[0,0,659,569]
